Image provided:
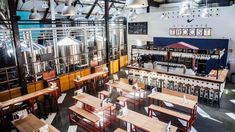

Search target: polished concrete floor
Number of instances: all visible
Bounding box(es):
[51,82,235,132]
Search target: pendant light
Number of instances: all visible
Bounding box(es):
[125,0,148,9]
[161,13,168,20]
[201,0,209,18]
[128,9,137,21]
[29,0,41,20]
[62,0,76,16]
[179,0,192,16]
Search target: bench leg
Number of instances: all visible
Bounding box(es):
[148,97,150,106]
[148,108,150,117]
[118,119,120,127]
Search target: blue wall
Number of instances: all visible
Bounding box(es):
[153,37,229,72]
[17,11,44,41]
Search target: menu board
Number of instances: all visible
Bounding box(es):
[128,22,148,35]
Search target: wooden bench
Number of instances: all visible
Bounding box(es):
[162,88,198,102]
[98,90,109,99]
[114,128,126,132]
[98,90,128,106]
[68,106,100,132]
[120,78,129,84]
[148,105,191,132]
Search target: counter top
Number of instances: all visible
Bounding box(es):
[128,65,228,83]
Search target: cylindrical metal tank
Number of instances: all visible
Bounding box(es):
[57,37,81,64]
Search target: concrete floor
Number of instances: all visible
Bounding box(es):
[51,82,235,132]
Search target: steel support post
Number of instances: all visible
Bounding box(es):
[105,0,110,74]
[8,0,28,94]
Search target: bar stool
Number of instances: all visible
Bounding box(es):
[177,83,183,92]
[194,86,200,96]
[203,87,210,104]
[157,79,164,92]
[185,84,191,94]
[168,80,174,90]
[213,90,220,107]
[189,86,195,95]
[150,77,157,87]
[199,88,205,102]
[142,76,149,86]
[182,83,187,93]
[128,73,134,80]
[173,83,178,91]
[209,89,215,105]
[135,74,141,82]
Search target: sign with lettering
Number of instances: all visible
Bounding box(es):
[128,22,148,35]
[169,28,212,36]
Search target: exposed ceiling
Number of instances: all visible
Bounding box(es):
[152,0,234,7]
[16,0,126,20]
[1,0,233,21]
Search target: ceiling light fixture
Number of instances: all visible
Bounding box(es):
[62,0,76,16]
[201,0,209,18]
[125,0,148,9]
[29,0,41,20]
[128,9,137,21]
[179,0,192,16]
[161,13,167,20]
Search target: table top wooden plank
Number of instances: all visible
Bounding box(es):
[1,87,58,109]
[72,93,112,111]
[128,66,228,83]
[74,71,108,83]
[12,114,46,132]
[69,105,100,123]
[149,105,191,121]
[114,128,126,132]
[117,110,177,132]
[106,81,144,93]
[148,92,197,109]
[40,119,60,132]
[99,90,110,96]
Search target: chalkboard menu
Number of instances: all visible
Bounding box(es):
[128,22,148,35]
[40,53,54,61]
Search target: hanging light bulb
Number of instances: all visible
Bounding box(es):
[161,13,167,20]
[29,0,41,20]
[111,9,122,21]
[62,0,76,16]
[201,8,209,18]
[128,9,137,21]
[125,0,148,9]
[201,0,209,18]
[29,8,41,20]
[74,5,84,20]
[179,0,192,16]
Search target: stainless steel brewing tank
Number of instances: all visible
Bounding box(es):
[58,45,80,64]
[57,37,81,64]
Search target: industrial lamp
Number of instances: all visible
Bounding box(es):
[179,0,192,16]
[62,0,76,16]
[29,8,41,20]
[201,0,209,18]
[125,0,148,8]
[29,0,41,20]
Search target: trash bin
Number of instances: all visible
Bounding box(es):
[231,73,235,83]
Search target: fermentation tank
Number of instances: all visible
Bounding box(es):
[57,37,81,64]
